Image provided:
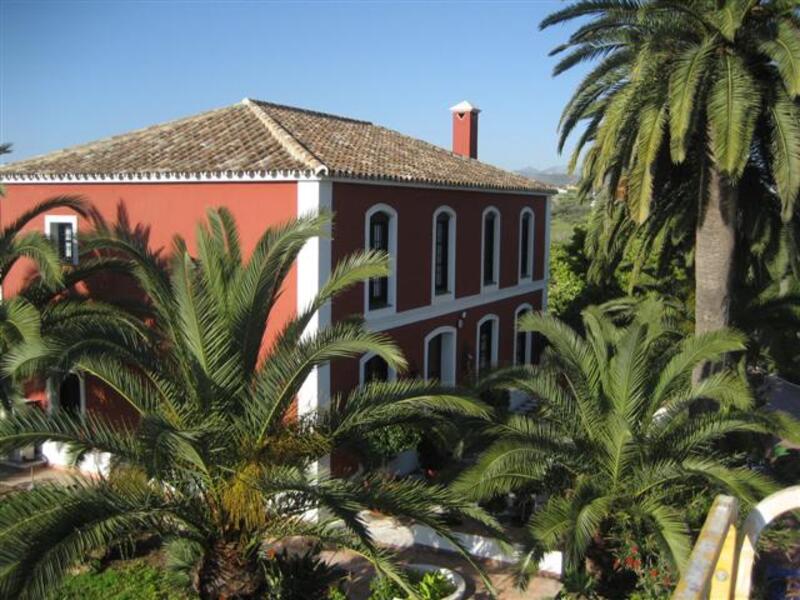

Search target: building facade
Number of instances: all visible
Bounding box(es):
[0,98,554,470]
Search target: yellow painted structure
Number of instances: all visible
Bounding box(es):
[672,485,800,599]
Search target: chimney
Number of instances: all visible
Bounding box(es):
[450,100,480,159]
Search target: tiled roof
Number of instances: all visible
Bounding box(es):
[0,99,553,193]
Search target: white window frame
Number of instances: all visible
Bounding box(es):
[44,214,79,265]
[518,208,535,283]
[475,314,500,373]
[513,303,534,365]
[423,325,457,386]
[359,352,397,385]
[480,207,501,292]
[431,206,456,304]
[364,204,398,317]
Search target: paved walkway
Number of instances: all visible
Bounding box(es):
[0,464,73,494]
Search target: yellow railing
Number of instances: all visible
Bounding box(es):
[672,486,800,599]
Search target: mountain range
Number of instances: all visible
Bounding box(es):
[516,166,578,188]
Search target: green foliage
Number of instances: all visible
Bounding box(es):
[416,571,456,600]
[368,570,455,600]
[327,586,349,600]
[544,0,800,222]
[362,425,422,467]
[49,560,194,600]
[548,226,620,328]
[0,209,498,599]
[458,300,799,582]
[262,549,344,600]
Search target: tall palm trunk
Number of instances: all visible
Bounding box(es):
[693,167,738,381]
[199,539,262,599]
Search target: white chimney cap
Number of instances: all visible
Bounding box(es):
[449,100,481,114]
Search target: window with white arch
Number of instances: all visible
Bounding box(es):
[476,314,500,375]
[424,326,457,386]
[514,304,533,365]
[364,204,398,315]
[359,352,396,385]
[481,207,501,291]
[432,206,456,302]
[519,208,535,282]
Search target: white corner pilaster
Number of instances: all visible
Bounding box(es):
[296,180,333,419]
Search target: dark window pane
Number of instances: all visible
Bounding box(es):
[50,222,75,263]
[368,212,390,309]
[520,213,531,278]
[515,309,531,365]
[478,319,494,375]
[364,355,389,383]
[483,213,495,285]
[59,374,81,416]
[434,213,450,295]
[427,334,442,381]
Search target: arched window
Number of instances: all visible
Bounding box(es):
[424,326,457,386]
[364,205,397,314]
[476,314,500,375]
[360,353,395,384]
[519,208,535,281]
[432,206,456,301]
[481,207,500,290]
[49,372,85,417]
[514,304,533,365]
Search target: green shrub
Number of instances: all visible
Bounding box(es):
[368,569,455,600]
[262,548,345,600]
[50,559,194,600]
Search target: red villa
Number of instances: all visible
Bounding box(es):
[0,98,554,471]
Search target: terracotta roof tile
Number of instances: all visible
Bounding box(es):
[0,99,553,193]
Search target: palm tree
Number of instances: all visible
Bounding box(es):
[0,195,88,408]
[0,208,498,599]
[455,299,799,583]
[542,0,800,346]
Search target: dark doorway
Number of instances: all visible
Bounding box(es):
[59,374,82,416]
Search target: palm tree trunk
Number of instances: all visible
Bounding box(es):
[199,539,262,599]
[693,167,738,381]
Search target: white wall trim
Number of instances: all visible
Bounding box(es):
[44,214,79,265]
[364,203,398,318]
[359,352,397,385]
[480,206,501,293]
[1,173,557,196]
[513,303,534,365]
[542,195,552,311]
[325,176,556,197]
[1,171,322,185]
[366,280,546,332]
[475,314,500,373]
[430,205,456,305]
[518,207,535,283]
[423,325,457,386]
[296,181,333,420]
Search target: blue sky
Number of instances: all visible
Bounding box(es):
[1,1,588,171]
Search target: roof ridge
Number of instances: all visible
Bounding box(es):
[247,98,371,125]
[242,98,328,175]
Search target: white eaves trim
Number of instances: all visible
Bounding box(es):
[0,172,557,196]
[366,279,546,332]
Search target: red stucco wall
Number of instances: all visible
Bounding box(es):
[330,182,547,316]
[329,182,548,396]
[1,181,298,419]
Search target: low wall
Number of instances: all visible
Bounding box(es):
[363,512,563,577]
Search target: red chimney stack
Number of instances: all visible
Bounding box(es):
[450,101,480,159]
